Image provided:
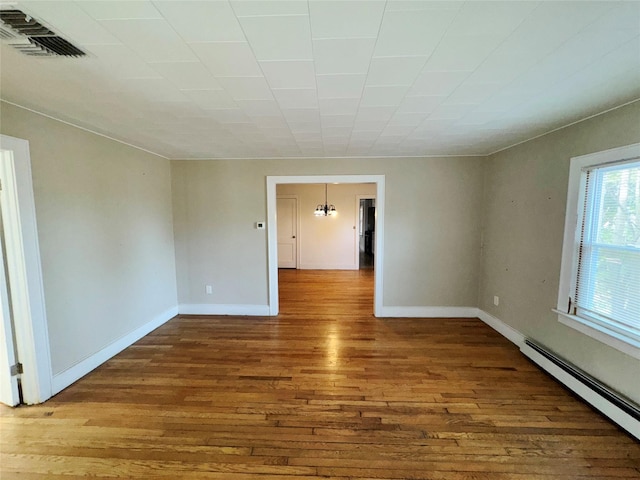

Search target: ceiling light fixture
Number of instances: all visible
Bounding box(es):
[314,184,336,216]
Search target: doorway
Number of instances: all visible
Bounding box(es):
[357,197,375,270]
[266,175,385,316]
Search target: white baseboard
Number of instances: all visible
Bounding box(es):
[377,306,479,318]
[51,306,178,395]
[520,342,640,441]
[476,309,525,347]
[179,304,270,316]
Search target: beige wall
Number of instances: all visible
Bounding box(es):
[277,183,376,269]
[172,156,484,308]
[0,103,178,375]
[478,100,640,402]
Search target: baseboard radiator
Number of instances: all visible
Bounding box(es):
[521,339,640,439]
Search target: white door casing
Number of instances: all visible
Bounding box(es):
[277,197,297,268]
[0,135,52,404]
[0,208,20,406]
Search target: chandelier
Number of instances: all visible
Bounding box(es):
[314,184,336,216]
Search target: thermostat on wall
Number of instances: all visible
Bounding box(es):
[256,222,265,230]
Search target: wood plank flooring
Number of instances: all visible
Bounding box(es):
[1,269,638,479]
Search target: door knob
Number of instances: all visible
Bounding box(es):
[292,236,296,238]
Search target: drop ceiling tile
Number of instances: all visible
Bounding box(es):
[424,34,504,71]
[592,1,640,31]
[318,98,361,115]
[182,90,239,110]
[216,77,274,100]
[355,106,397,121]
[313,38,376,74]
[190,42,262,77]
[86,44,162,79]
[294,131,323,142]
[445,82,503,106]
[20,2,122,45]
[367,56,428,87]
[350,131,380,141]
[360,85,409,107]
[385,1,464,13]
[321,114,355,128]
[428,103,482,121]
[153,1,245,42]
[79,1,161,20]
[309,0,385,39]
[273,89,318,109]
[4,0,639,159]
[99,19,198,63]
[504,2,615,61]
[409,71,471,96]
[289,121,321,133]
[118,78,188,103]
[445,1,537,37]
[380,125,413,137]
[204,109,250,124]
[397,95,446,114]
[352,121,387,132]
[260,61,316,89]
[413,118,456,134]
[239,15,312,61]
[387,112,429,127]
[281,108,320,123]
[316,74,366,98]
[322,125,351,137]
[258,121,292,133]
[151,62,222,90]
[231,0,309,17]
[236,99,282,116]
[374,8,458,57]
[347,145,372,155]
[455,109,502,127]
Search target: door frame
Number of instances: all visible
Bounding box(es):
[0,218,20,406]
[276,194,299,269]
[266,175,385,316]
[0,134,52,404]
[355,194,376,269]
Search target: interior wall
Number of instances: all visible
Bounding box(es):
[172,156,484,309]
[0,102,178,376]
[478,100,640,402]
[276,183,376,269]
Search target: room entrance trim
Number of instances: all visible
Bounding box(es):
[266,175,385,316]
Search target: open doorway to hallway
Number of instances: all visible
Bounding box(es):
[266,175,385,317]
[275,183,376,313]
[357,197,375,270]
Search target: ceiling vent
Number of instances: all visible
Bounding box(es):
[0,9,85,57]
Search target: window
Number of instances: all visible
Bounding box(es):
[557,143,640,359]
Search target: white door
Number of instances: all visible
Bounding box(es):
[277,197,297,268]
[0,193,20,406]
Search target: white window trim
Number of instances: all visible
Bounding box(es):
[556,143,640,360]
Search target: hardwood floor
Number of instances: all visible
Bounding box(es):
[1,269,638,479]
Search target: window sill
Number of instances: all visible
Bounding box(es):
[554,309,640,360]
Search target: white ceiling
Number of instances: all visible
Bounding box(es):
[1,0,639,159]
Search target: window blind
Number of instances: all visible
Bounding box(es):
[575,160,640,344]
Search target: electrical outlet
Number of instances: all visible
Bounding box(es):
[493,295,499,306]
[256,222,265,230]
[206,285,213,295]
